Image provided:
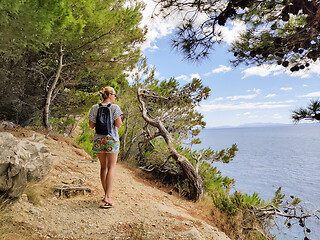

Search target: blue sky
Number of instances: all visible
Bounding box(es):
[134,1,320,128]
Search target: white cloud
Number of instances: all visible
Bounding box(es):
[227,89,261,101]
[308,61,320,75]
[241,61,320,80]
[141,1,320,82]
[283,61,320,78]
[176,73,201,82]
[141,1,212,52]
[215,97,224,101]
[140,1,177,51]
[209,97,224,103]
[147,45,159,52]
[265,94,277,98]
[176,75,189,81]
[241,64,283,79]
[204,65,232,76]
[280,87,293,91]
[140,3,247,53]
[247,88,261,94]
[298,91,320,98]
[226,94,258,101]
[239,111,258,119]
[213,65,232,73]
[302,84,309,87]
[217,20,247,45]
[196,100,294,112]
[280,61,320,78]
[190,73,201,80]
[273,114,282,119]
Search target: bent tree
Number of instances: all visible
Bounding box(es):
[137,78,210,200]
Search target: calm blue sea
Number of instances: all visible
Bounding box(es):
[196,124,320,240]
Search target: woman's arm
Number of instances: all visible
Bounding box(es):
[115,116,122,129]
[89,120,95,129]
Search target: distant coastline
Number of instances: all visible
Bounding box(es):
[207,121,319,129]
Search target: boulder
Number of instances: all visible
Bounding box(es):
[0,121,15,130]
[0,132,52,198]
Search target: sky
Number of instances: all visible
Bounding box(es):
[132,1,320,128]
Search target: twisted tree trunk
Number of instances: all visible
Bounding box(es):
[137,88,203,200]
[43,43,64,129]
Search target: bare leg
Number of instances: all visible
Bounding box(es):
[104,153,118,205]
[97,152,118,205]
[97,153,107,194]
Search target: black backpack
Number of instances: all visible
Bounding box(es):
[95,103,112,135]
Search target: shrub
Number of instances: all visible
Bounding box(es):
[75,117,96,159]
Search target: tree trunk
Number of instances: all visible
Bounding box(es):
[120,103,132,160]
[43,44,64,129]
[137,88,203,201]
[173,153,203,200]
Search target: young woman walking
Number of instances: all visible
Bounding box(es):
[88,86,122,208]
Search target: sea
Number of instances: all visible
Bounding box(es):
[195,124,320,240]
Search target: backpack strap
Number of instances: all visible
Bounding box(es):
[98,103,111,107]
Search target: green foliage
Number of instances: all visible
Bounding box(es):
[138,77,210,140]
[75,116,96,159]
[292,197,301,206]
[292,99,320,123]
[141,138,172,166]
[154,0,320,67]
[272,187,285,207]
[0,0,145,127]
[212,192,239,216]
[200,162,235,194]
[213,191,263,216]
[52,89,100,118]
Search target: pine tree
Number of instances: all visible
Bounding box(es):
[292,100,320,122]
[0,0,145,127]
[153,0,320,70]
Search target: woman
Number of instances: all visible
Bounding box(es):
[88,86,122,208]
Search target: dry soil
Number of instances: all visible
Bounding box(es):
[3,129,231,240]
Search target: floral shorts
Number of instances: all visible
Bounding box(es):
[92,137,120,153]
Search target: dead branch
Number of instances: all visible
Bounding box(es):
[253,204,320,219]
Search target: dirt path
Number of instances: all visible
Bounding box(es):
[6,131,230,240]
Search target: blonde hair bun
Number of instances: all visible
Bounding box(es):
[100,86,115,100]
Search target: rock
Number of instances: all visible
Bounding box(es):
[71,177,85,185]
[20,193,29,201]
[27,133,45,143]
[0,121,15,130]
[181,226,204,240]
[0,132,52,198]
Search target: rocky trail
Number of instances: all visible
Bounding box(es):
[2,128,230,240]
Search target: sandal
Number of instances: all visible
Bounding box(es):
[102,199,114,206]
[100,202,113,209]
